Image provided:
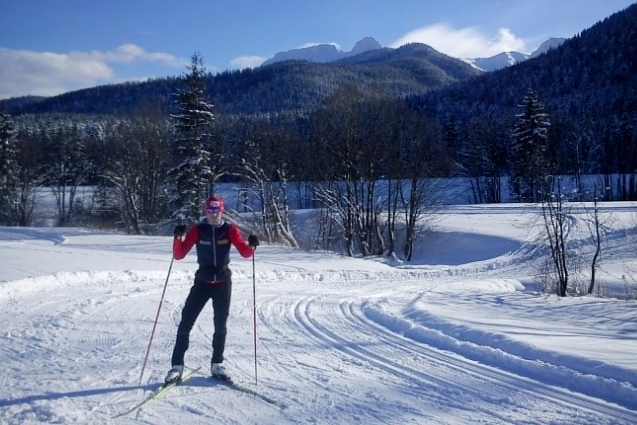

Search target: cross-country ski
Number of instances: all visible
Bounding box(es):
[113,367,202,418]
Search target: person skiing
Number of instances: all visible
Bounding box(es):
[165,195,259,384]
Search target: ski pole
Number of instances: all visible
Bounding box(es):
[252,251,258,386]
[138,255,174,387]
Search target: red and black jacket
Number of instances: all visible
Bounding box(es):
[173,221,254,284]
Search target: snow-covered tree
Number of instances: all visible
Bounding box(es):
[168,53,215,221]
[460,115,511,203]
[510,88,552,202]
[100,116,172,233]
[0,104,19,225]
[399,112,448,261]
[236,121,298,248]
[42,123,92,226]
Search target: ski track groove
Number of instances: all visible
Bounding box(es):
[281,289,637,425]
[257,292,342,397]
[291,294,529,424]
[294,295,454,423]
[257,291,433,423]
[352,299,637,423]
[402,297,637,407]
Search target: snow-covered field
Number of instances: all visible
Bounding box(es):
[1,203,636,424]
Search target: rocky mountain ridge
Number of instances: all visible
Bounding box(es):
[262,36,566,71]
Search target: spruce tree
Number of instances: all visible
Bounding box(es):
[168,53,214,221]
[510,88,552,202]
[0,105,19,225]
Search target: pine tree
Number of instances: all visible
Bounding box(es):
[510,88,552,202]
[168,53,215,221]
[0,104,19,225]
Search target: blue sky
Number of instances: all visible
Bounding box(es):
[1,0,635,99]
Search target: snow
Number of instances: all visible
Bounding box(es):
[1,203,637,424]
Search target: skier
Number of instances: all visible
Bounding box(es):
[165,195,259,384]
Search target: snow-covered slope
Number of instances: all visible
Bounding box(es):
[1,203,636,424]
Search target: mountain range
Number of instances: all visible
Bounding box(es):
[3,2,634,123]
[5,41,483,116]
[262,36,566,72]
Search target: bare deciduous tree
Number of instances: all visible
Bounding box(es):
[584,185,604,294]
[541,179,570,297]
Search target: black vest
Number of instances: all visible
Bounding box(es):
[195,221,231,283]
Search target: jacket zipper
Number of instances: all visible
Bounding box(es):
[212,225,217,281]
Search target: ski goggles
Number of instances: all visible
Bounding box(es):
[206,203,223,215]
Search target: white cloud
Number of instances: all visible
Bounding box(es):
[229,55,269,69]
[298,42,341,50]
[390,23,528,58]
[102,43,185,67]
[0,44,186,99]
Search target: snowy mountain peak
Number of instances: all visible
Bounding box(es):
[262,37,382,66]
[465,37,566,71]
[530,37,567,58]
[467,51,531,72]
[262,44,340,65]
[350,37,383,55]
[263,35,566,72]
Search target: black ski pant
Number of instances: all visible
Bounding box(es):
[171,278,232,367]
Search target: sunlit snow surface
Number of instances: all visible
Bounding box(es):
[1,203,636,424]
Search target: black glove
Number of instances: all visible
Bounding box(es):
[173,224,187,237]
[248,234,260,248]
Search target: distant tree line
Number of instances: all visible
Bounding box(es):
[2,75,635,253]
